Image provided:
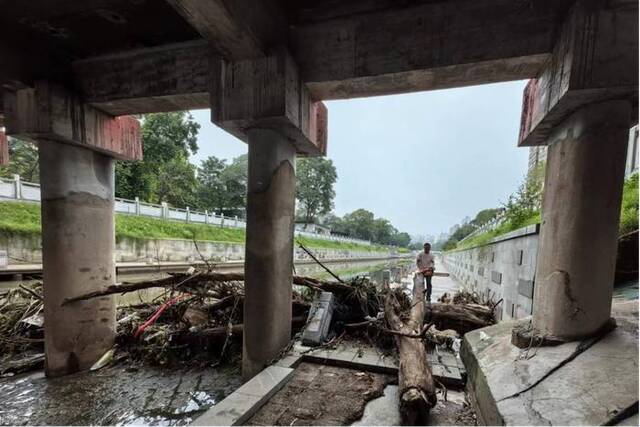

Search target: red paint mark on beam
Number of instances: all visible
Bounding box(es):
[518,78,542,146]
[0,132,8,166]
[309,102,328,156]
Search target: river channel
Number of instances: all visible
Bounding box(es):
[0,257,423,426]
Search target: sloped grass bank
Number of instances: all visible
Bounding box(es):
[452,173,638,252]
[0,201,389,253]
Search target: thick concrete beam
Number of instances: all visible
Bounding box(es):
[165,0,286,60]
[73,41,212,116]
[70,0,574,113]
[290,0,572,99]
[242,128,296,380]
[210,49,328,157]
[39,141,117,377]
[4,82,142,160]
[532,100,630,340]
[0,131,8,166]
[519,0,638,147]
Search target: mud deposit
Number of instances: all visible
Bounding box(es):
[248,362,393,425]
[0,362,241,425]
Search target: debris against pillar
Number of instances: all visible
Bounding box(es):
[210,48,328,379]
[4,82,141,376]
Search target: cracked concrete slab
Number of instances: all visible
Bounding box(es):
[462,301,639,425]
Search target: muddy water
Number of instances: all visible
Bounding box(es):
[0,257,415,426]
[0,363,242,426]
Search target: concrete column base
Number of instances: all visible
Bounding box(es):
[242,128,296,381]
[532,100,631,341]
[39,141,116,377]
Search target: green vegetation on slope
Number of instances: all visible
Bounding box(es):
[620,172,639,235]
[452,172,639,252]
[0,201,388,253]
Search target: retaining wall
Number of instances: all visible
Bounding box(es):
[0,233,394,265]
[442,224,540,321]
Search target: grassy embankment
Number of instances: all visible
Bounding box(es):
[0,201,394,253]
[453,172,639,251]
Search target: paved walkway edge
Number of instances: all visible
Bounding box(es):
[191,366,294,426]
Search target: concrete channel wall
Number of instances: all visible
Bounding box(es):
[0,233,396,265]
[442,224,539,321]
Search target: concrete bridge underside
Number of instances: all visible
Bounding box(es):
[0,0,637,380]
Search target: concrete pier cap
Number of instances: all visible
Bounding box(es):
[4,81,142,376]
[210,47,328,380]
[514,0,638,347]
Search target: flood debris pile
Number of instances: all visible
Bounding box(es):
[0,284,45,375]
[0,266,496,424]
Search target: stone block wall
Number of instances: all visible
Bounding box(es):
[442,224,540,321]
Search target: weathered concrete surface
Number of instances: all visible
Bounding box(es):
[5,82,142,160]
[533,100,631,340]
[462,300,639,426]
[518,0,638,147]
[38,141,117,377]
[192,366,293,426]
[242,129,296,380]
[210,49,328,157]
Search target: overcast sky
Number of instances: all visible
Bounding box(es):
[190,80,529,237]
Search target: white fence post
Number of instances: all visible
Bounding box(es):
[13,174,21,199]
[220,215,225,228]
[204,210,209,224]
[186,206,190,223]
[134,197,140,215]
[161,202,168,219]
[234,215,238,227]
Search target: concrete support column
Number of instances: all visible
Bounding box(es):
[532,100,631,340]
[242,128,296,380]
[39,141,116,377]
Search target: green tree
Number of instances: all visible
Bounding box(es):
[389,231,411,247]
[296,157,337,224]
[341,209,376,241]
[471,208,502,227]
[502,161,544,228]
[155,156,198,207]
[115,112,200,205]
[219,154,248,216]
[196,155,227,211]
[0,138,39,182]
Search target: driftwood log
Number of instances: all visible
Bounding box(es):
[424,302,494,335]
[385,275,437,425]
[62,272,354,305]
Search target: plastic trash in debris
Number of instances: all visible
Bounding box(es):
[21,313,44,328]
[90,348,115,371]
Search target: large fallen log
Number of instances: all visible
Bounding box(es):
[62,272,354,305]
[385,275,437,425]
[424,302,494,335]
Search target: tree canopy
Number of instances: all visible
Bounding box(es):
[296,157,337,224]
[0,138,39,183]
[115,112,200,206]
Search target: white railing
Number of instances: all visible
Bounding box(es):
[0,174,373,246]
